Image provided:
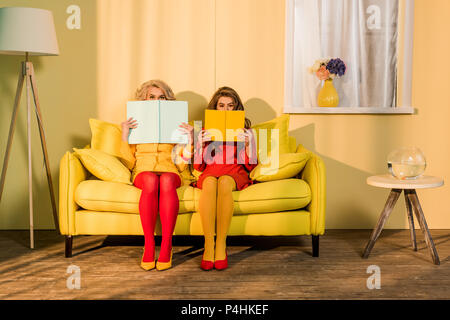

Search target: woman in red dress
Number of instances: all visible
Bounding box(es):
[193,87,257,270]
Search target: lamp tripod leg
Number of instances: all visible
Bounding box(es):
[0,68,25,203]
[28,62,59,234]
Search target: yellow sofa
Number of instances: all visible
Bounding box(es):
[59,136,326,258]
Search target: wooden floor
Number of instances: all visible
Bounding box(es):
[0,229,449,300]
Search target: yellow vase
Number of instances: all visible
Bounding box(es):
[317,79,339,107]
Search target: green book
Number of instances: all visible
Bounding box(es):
[126,100,188,144]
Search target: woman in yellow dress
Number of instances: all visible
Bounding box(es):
[120,80,193,271]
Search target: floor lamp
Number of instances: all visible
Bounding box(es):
[0,7,60,248]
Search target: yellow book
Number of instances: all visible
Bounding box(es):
[205,110,245,141]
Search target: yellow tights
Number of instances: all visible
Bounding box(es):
[198,175,236,262]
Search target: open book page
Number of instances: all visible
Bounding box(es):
[127,100,159,144]
[159,101,188,144]
[225,110,245,141]
[205,110,245,141]
[126,100,188,144]
[205,109,225,141]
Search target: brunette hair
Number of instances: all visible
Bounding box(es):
[135,79,176,101]
[207,86,251,128]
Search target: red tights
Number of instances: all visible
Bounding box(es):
[134,171,181,263]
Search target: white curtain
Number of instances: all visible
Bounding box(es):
[292,0,398,108]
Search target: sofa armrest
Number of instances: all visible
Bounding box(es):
[297,144,326,235]
[59,151,89,235]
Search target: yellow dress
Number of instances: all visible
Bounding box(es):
[119,141,192,183]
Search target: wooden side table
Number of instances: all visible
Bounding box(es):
[363,174,444,265]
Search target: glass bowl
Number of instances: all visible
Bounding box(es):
[387,147,426,180]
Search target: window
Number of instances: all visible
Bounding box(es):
[284,0,414,114]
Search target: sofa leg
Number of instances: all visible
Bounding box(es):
[312,235,319,257]
[65,235,73,258]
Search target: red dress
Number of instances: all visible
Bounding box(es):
[193,141,258,190]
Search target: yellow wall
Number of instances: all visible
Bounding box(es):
[0,0,449,229]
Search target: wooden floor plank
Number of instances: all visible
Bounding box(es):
[0,230,448,299]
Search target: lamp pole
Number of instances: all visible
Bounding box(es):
[25,51,35,248]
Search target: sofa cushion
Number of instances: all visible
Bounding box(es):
[194,179,311,214]
[75,180,195,214]
[73,148,132,185]
[234,179,311,214]
[75,178,311,215]
[249,152,311,182]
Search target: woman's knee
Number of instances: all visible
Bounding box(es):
[202,176,218,191]
[217,175,236,192]
[134,171,159,192]
[159,172,181,192]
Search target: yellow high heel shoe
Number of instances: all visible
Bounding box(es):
[156,250,173,271]
[140,249,155,271]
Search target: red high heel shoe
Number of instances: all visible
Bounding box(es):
[200,252,214,271]
[214,251,228,270]
[201,259,214,271]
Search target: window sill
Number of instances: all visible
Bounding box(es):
[284,107,415,114]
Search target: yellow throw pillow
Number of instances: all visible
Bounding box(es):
[73,148,132,185]
[249,152,311,182]
[89,118,123,159]
[251,114,290,161]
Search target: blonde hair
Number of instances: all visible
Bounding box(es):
[135,79,176,101]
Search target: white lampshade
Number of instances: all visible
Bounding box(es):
[0,7,59,56]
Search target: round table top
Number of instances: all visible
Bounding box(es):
[367,174,444,189]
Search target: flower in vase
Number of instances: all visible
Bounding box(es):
[309,57,346,81]
[316,66,330,81]
[326,58,346,77]
[308,59,328,74]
